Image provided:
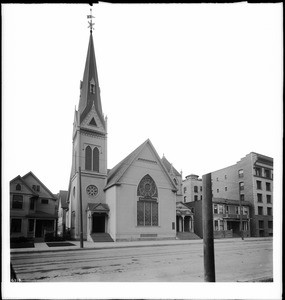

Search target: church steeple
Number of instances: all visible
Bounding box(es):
[78,24,104,127]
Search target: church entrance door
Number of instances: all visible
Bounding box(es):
[92,213,106,233]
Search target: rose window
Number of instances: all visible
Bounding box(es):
[86,185,98,197]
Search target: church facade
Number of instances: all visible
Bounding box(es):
[66,30,192,242]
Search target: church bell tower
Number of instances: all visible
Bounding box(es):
[68,12,108,240]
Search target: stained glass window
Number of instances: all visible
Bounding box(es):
[137,201,144,226]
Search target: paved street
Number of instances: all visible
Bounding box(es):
[11,238,272,282]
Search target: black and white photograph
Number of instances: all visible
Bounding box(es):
[2,2,282,300]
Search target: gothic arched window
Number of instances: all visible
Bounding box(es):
[137,174,158,227]
[16,184,21,191]
[93,147,99,172]
[85,146,92,170]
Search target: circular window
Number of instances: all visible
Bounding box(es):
[86,185,98,197]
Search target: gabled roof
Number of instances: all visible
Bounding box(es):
[10,175,38,196]
[161,155,181,177]
[21,171,57,200]
[87,203,109,212]
[58,190,68,209]
[105,139,178,192]
[26,210,57,219]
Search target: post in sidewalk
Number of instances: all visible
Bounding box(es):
[79,166,84,248]
[202,172,215,282]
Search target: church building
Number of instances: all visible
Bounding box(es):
[66,19,194,242]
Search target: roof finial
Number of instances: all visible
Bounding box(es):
[87,8,95,33]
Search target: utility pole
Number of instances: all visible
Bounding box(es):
[239,199,244,240]
[79,166,84,248]
[202,172,215,282]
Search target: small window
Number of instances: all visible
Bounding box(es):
[37,185,40,192]
[194,195,198,201]
[255,167,262,177]
[235,206,240,214]
[257,193,263,202]
[73,186,76,197]
[194,186,198,193]
[243,206,248,215]
[266,182,271,191]
[16,184,21,191]
[41,199,48,204]
[259,220,264,228]
[90,83,95,94]
[266,195,272,203]
[200,186,202,192]
[11,219,22,233]
[239,182,244,191]
[213,205,218,214]
[183,187,187,193]
[184,196,186,202]
[240,194,245,201]
[224,175,227,180]
[264,169,271,179]
[217,189,219,193]
[173,178,178,185]
[267,207,272,216]
[225,205,229,213]
[258,206,263,215]
[256,180,262,189]
[200,195,202,200]
[238,169,244,178]
[216,177,219,181]
[225,187,227,191]
[12,195,23,209]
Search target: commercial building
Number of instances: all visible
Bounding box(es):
[185,152,273,238]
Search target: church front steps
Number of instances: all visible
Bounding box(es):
[176,232,201,240]
[90,233,114,242]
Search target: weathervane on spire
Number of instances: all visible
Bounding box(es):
[87,8,95,33]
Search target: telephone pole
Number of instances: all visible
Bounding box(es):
[202,172,215,282]
[79,166,84,248]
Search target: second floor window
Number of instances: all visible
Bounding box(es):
[12,195,23,209]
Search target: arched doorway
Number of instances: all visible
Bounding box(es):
[92,213,106,233]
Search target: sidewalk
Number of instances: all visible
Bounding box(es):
[10,237,272,255]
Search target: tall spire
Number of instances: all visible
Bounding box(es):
[78,9,104,127]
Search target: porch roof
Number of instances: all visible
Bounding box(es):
[26,211,57,219]
[87,203,109,212]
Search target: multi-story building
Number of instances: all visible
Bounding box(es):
[185,152,273,238]
[182,174,203,203]
[10,171,58,240]
[211,152,273,237]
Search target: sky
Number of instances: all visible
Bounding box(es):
[2,3,283,299]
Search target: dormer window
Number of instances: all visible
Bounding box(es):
[90,83,95,94]
[89,78,96,94]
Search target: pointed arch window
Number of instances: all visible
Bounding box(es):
[93,147,99,172]
[137,174,158,226]
[85,146,92,170]
[85,145,100,172]
[16,184,21,191]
